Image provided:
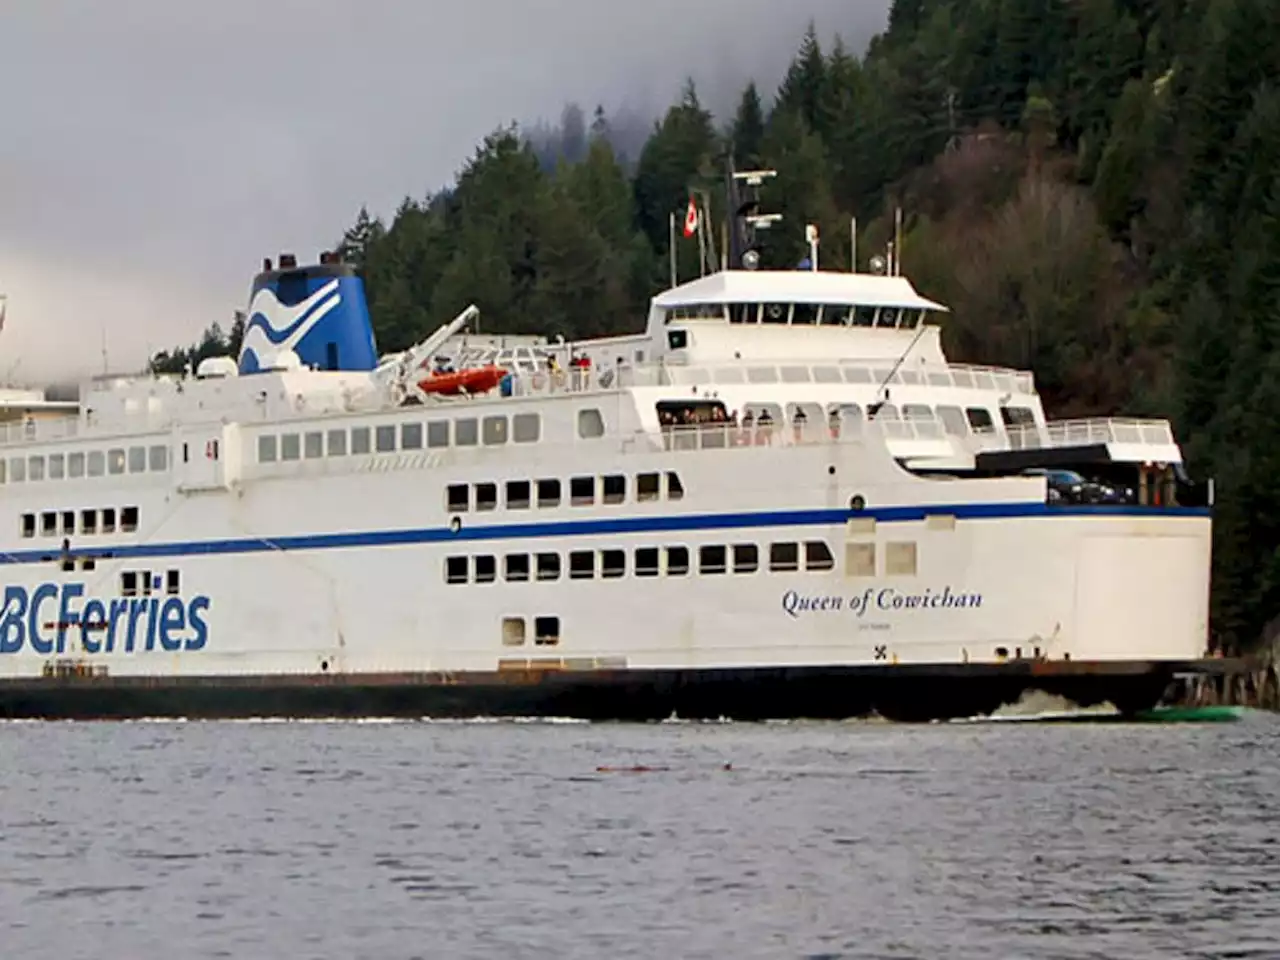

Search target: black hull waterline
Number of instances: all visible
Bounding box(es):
[0,659,1247,722]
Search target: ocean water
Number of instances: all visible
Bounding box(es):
[1,715,1278,960]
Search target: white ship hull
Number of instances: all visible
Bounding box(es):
[0,416,1217,720]
[0,252,1231,720]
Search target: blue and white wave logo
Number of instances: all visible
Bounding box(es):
[238,279,341,373]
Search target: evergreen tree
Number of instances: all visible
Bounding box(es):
[776,23,830,137]
[337,205,385,273]
[632,80,718,251]
[730,83,766,169]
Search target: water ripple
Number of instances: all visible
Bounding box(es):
[0,717,1276,958]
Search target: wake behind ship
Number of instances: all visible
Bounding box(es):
[0,188,1235,721]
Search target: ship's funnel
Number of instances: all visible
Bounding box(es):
[239,253,378,374]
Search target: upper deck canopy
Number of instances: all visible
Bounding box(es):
[652,270,950,312]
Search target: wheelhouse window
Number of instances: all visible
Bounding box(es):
[791,304,819,325]
[762,303,790,324]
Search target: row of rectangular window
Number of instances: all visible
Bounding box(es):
[2,446,168,485]
[21,506,140,539]
[447,472,684,513]
[445,541,836,584]
[257,412,542,464]
[121,569,180,597]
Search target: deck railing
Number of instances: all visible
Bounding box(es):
[653,417,953,451]
[0,417,81,447]
[649,415,1180,455]
[501,359,1035,398]
[1005,418,1177,451]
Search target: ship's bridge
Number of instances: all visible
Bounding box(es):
[645,270,950,365]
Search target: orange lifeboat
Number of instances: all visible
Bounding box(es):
[417,364,507,396]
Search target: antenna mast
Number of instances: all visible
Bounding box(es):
[728,166,779,270]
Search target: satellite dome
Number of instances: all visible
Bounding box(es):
[196,356,238,379]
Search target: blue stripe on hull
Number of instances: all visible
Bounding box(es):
[2,502,1211,568]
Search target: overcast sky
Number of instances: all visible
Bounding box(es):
[0,1,888,384]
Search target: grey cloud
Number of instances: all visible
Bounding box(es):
[0,0,888,383]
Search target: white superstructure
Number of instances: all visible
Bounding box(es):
[0,248,1214,720]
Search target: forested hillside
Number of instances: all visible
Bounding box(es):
[154,0,1280,652]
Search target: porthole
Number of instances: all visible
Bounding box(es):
[450,517,462,534]
[850,494,866,511]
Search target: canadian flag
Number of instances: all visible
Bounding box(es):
[682,196,699,238]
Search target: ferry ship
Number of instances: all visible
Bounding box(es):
[0,190,1231,720]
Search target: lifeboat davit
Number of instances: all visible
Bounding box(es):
[417,364,507,396]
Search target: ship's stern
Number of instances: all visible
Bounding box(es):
[1067,511,1211,662]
